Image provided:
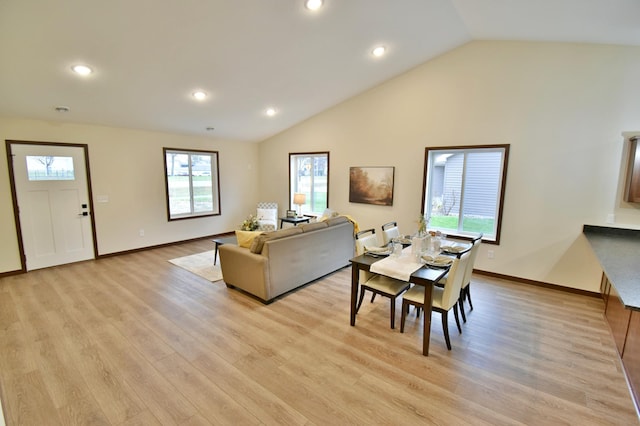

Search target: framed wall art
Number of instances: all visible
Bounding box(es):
[349,166,394,206]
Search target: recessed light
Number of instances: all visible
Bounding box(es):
[372,46,386,57]
[71,64,93,75]
[265,107,277,117]
[206,127,215,131]
[54,106,70,113]
[305,0,323,11]
[192,91,207,100]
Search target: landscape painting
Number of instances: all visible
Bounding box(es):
[349,166,394,206]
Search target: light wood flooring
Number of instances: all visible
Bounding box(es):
[0,238,638,425]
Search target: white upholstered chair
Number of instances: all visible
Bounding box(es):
[355,229,410,329]
[458,233,483,321]
[381,221,400,245]
[256,202,278,231]
[401,250,471,350]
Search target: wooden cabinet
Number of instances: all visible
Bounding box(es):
[605,283,632,354]
[601,273,611,311]
[603,276,640,408]
[626,136,640,203]
[623,312,640,404]
[586,229,640,409]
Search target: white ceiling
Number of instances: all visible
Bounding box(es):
[1,0,640,142]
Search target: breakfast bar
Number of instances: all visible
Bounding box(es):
[583,225,640,407]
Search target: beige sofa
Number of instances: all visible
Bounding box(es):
[219,216,354,303]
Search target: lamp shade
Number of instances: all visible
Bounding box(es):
[293,193,306,205]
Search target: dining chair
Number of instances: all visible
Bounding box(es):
[256,202,278,231]
[381,221,401,245]
[355,229,410,329]
[400,250,471,350]
[458,233,483,320]
[430,241,471,322]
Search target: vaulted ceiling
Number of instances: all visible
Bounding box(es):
[1,0,639,142]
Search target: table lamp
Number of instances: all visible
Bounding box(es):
[293,193,306,216]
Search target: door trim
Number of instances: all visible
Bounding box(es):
[5,140,98,272]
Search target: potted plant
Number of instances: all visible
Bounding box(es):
[240,214,259,231]
[417,213,429,236]
[412,214,430,257]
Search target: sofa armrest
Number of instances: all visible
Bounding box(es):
[219,244,270,301]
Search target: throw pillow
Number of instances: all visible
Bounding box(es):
[257,208,276,221]
[257,208,277,231]
[235,230,263,248]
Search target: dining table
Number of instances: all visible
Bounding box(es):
[349,252,451,356]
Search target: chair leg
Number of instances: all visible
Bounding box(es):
[453,304,462,334]
[390,297,396,329]
[441,311,451,350]
[371,293,377,303]
[466,284,474,311]
[459,297,466,323]
[400,300,408,333]
[458,290,467,323]
[356,288,366,313]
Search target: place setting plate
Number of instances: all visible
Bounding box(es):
[421,254,454,269]
[440,244,469,255]
[365,246,393,257]
[391,235,412,245]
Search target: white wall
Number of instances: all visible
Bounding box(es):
[258,41,640,292]
[3,41,640,290]
[0,118,259,273]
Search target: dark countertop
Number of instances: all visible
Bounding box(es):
[583,225,640,311]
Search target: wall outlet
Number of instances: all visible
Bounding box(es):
[139,229,145,237]
[487,249,494,259]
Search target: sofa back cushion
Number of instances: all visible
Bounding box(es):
[326,216,349,227]
[250,227,303,253]
[300,221,328,232]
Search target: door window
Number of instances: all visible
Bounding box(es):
[26,156,75,180]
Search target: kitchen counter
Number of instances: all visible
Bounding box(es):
[584,224,640,410]
[583,225,640,311]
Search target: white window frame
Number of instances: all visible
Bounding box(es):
[164,148,221,220]
[422,144,509,244]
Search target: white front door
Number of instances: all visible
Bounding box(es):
[11,143,95,270]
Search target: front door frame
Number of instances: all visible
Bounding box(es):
[5,139,98,272]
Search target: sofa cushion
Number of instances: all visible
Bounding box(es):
[250,227,303,253]
[235,230,263,248]
[326,215,349,226]
[300,221,328,232]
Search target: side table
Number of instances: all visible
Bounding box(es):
[279,216,310,228]
[212,235,237,265]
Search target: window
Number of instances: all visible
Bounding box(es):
[164,148,220,220]
[26,156,75,181]
[422,145,509,243]
[289,152,329,215]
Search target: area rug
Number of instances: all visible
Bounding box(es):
[168,250,223,282]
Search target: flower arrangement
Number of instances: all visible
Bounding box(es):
[417,213,429,236]
[240,214,259,231]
